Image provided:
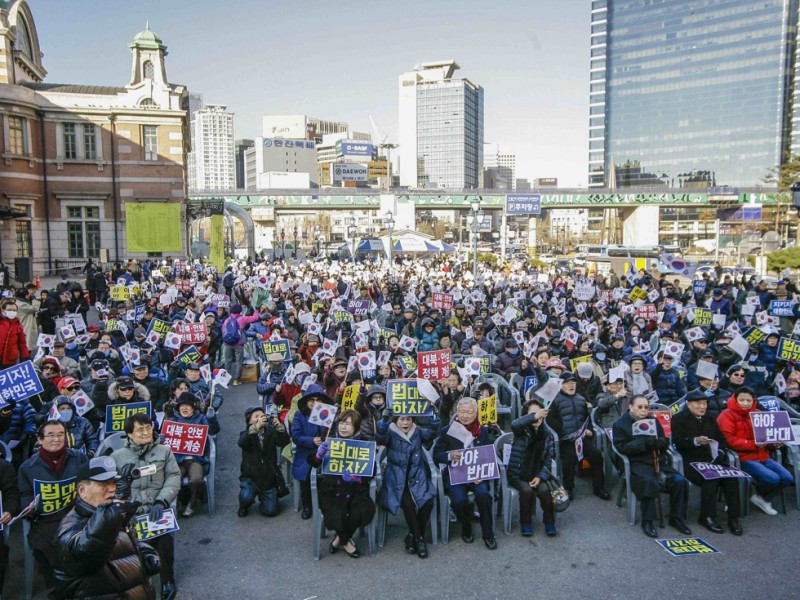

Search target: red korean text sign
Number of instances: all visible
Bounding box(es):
[431,292,454,311]
[161,420,208,456]
[417,349,451,380]
[175,322,208,345]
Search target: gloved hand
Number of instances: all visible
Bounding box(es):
[655,437,670,451]
[644,437,657,450]
[207,407,216,419]
[342,472,362,483]
[143,551,161,576]
[148,501,164,523]
[315,441,329,460]
[381,407,393,422]
[119,500,141,526]
[115,463,136,500]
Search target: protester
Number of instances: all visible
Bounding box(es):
[238,405,290,518]
[0,454,19,597]
[290,385,332,520]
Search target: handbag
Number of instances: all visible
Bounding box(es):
[545,475,571,513]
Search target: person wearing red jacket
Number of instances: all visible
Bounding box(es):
[0,300,30,369]
[717,387,794,516]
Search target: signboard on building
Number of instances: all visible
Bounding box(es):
[338,141,373,158]
[506,193,542,215]
[332,163,368,183]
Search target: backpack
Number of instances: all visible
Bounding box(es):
[222,316,241,345]
[223,272,234,288]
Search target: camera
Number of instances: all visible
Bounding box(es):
[131,464,157,479]
[264,404,278,419]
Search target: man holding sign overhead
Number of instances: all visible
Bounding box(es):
[433,397,500,550]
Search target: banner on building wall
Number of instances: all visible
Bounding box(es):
[125,203,183,253]
[209,213,225,270]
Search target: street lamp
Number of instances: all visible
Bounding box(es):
[293,225,298,259]
[466,197,483,278]
[314,225,321,257]
[385,210,395,272]
[347,216,357,265]
[280,228,286,260]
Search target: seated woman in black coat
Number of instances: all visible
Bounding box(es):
[508,398,557,537]
[308,410,376,558]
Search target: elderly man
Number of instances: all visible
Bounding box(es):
[612,395,690,538]
[54,456,160,599]
[18,421,88,589]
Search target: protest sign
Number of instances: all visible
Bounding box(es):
[750,411,796,445]
[146,318,173,341]
[632,418,657,436]
[568,355,592,372]
[387,379,431,416]
[105,401,151,434]
[322,438,376,477]
[693,309,712,326]
[133,508,180,542]
[692,280,707,296]
[478,394,497,425]
[309,402,338,428]
[109,285,130,301]
[398,356,417,371]
[524,376,538,396]
[346,300,371,316]
[573,284,595,302]
[758,397,780,412]
[656,538,719,557]
[628,287,648,302]
[0,361,44,409]
[341,385,360,412]
[649,411,672,438]
[34,477,77,515]
[175,322,208,345]
[162,420,208,456]
[448,445,500,485]
[768,300,795,317]
[261,339,291,362]
[431,292,454,310]
[636,303,657,320]
[175,345,203,367]
[776,337,800,362]
[690,463,751,480]
[417,349,451,380]
[332,311,354,323]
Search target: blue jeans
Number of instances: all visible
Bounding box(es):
[740,458,794,501]
[239,479,279,516]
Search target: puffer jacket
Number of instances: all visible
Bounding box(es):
[187,378,223,411]
[414,318,444,352]
[60,402,99,457]
[717,394,770,463]
[742,356,770,397]
[131,375,169,412]
[546,391,591,439]
[290,396,325,482]
[648,364,686,405]
[108,381,151,406]
[0,314,30,366]
[507,412,555,484]
[111,439,181,514]
[0,399,37,443]
[54,497,158,599]
[355,392,383,442]
[238,422,290,490]
[575,373,602,404]
[758,341,779,373]
[376,419,439,515]
[493,350,523,378]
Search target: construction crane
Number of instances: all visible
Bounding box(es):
[369,114,397,187]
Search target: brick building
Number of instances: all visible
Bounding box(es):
[0,0,189,279]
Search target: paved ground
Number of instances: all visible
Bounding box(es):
[7,380,800,600]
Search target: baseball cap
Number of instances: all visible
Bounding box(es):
[116,376,135,390]
[77,456,119,482]
[184,362,201,371]
[57,376,78,390]
[90,359,109,370]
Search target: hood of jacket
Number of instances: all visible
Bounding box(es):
[108,381,151,402]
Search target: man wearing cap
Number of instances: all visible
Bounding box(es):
[257,353,288,407]
[54,455,161,599]
[48,341,81,379]
[596,372,632,429]
[460,324,494,355]
[671,390,742,535]
[131,363,169,412]
[54,393,98,458]
[18,421,89,589]
[648,353,685,405]
[546,372,610,500]
[112,413,181,599]
[494,339,524,378]
[183,362,223,412]
[612,395,691,538]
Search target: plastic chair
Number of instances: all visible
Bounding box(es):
[494,432,517,535]
[726,448,787,516]
[375,448,439,547]
[180,435,216,516]
[0,440,10,462]
[610,442,639,525]
[96,431,127,456]
[23,518,34,599]
[310,461,379,559]
[436,456,498,544]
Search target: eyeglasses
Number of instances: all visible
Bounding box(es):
[43,433,66,439]
[67,385,80,391]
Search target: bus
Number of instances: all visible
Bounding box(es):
[579,244,683,277]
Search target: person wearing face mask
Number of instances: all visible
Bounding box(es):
[0,299,30,370]
[742,343,770,397]
[376,405,441,558]
[257,352,287,408]
[494,339,524,378]
[589,343,610,382]
[53,395,98,458]
[0,398,37,467]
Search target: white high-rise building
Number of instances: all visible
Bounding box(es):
[483,143,516,190]
[188,104,235,191]
[398,60,484,188]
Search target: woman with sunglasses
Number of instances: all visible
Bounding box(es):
[719,365,748,398]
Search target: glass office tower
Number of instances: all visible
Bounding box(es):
[589,0,800,188]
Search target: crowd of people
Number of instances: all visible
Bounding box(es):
[0,251,798,597]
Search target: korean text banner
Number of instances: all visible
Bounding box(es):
[448,445,500,485]
[162,420,208,456]
[750,411,796,445]
[125,202,182,253]
[105,401,152,434]
[261,339,291,361]
[322,439,376,477]
[0,361,44,409]
[417,349,451,380]
[34,477,77,515]
[176,345,203,366]
[387,379,431,416]
[133,508,180,541]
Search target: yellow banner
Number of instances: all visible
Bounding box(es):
[109,285,130,301]
[210,213,225,271]
[341,385,359,412]
[125,203,182,253]
[569,354,593,372]
[478,394,497,425]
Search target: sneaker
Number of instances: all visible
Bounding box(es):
[233,380,241,386]
[520,524,533,537]
[182,504,194,518]
[545,524,557,537]
[750,494,777,516]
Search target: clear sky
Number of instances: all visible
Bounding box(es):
[31,0,591,187]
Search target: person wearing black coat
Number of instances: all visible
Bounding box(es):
[131,363,170,411]
[507,399,556,537]
[39,289,68,335]
[671,392,742,535]
[546,373,609,500]
[54,456,160,599]
[237,406,290,518]
[612,395,690,538]
[0,457,20,596]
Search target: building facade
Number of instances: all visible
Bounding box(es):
[589,0,800,189]
[243,137,318,189]
[0,1,189,276]
[262,114,349,144]
[234,138,254,189]
[398,61,484,189]
[188,103,235,191]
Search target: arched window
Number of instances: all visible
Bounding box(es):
[139,98,158,108]
[15,16,33,59]
[143,60,155,79]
